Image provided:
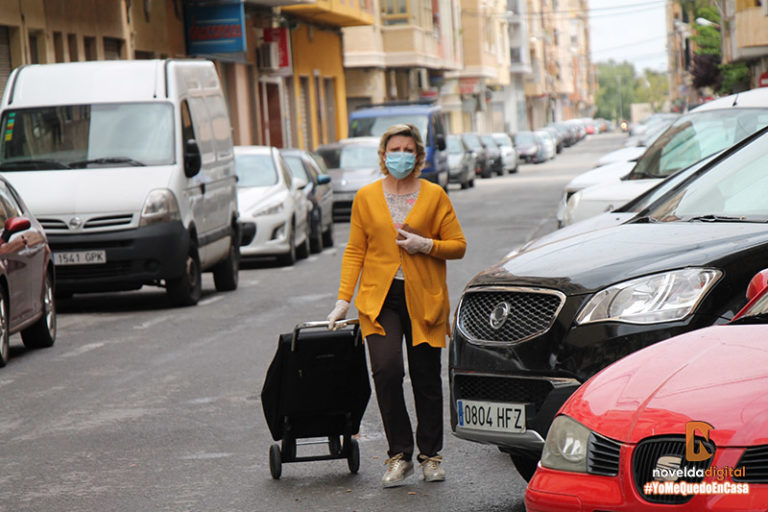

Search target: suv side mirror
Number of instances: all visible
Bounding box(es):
[184,139,202,178]
[293,177,308,190]
[436,134,446,151]
[1,216,30,243]
[317,174,331,185]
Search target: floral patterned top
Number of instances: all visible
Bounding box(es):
[385,189,420,280]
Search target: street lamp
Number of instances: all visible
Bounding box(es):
[695,17,720,29]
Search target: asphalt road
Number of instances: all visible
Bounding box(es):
[0,132,627,512]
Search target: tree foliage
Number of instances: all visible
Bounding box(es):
[595,61,668,120]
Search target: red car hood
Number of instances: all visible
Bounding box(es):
[563,325,768,447]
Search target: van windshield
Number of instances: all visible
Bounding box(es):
[0,103,174,170]
[349,114,429,140]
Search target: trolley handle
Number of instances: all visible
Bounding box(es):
[291,319,360,350]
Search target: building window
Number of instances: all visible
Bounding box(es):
[83,36,97,61]
[53,32,64,62]
[103,38,123,60]
[382,0,410,25]
[28,32,44,64]
[68,34,79,61]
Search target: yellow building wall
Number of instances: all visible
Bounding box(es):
[734,6,768,48]
[291,23,348,149]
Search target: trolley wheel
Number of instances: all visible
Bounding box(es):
[281,436,296,461]
[269,444,282,480]
[347,438,360,474]
[328,435,342,456]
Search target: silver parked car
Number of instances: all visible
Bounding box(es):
[491,132,519,174]
[446,134,476,189]
[280,148,334,253]
[235,146,311,266]
[315,137,382,221]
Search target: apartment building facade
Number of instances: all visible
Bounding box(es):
[722,0,768,89]
[0,0,373,150]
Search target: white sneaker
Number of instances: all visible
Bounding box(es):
[420,455,445,482]
[382,453,414,488]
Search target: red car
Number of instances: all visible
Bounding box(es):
[0,176,56,367]
[525,269,768,511]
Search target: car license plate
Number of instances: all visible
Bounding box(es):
[456,400,526,433]
[54,250,107,266]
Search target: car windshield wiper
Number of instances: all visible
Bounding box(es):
[0,159,71,170]
[731,312,768,325]
[686,214,757,223]
[69,157,146,168]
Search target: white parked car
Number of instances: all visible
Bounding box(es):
[560,87,768,226]
[593,145,645,168]
[491,132,519,173]
[235,146,311,266]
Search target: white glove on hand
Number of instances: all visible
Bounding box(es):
[396,228,434,255]
[327,299,350,330]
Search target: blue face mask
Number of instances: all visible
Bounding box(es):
[385,152,416,179]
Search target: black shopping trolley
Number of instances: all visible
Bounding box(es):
[261,319,370,479]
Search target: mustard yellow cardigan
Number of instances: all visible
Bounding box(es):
[337,179,467,348]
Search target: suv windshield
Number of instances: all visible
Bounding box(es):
[316,144,378,169]
[446,135,463,154]
[349,114,429,140]
[628,108,768,180]
[647,129,768,222]
[0,103,174,170]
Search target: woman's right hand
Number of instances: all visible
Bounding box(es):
[327,299,350,330]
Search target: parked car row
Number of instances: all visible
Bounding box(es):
[449,86,768,506]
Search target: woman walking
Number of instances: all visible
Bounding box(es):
[327,123,466,488]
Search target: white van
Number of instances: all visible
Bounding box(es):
[0,59,240,306]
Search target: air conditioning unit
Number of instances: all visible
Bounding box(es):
[258,43,279,71]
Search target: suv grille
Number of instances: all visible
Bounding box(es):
[453,374,553,410]
[734,444,768,483]
[633,436,714,505]
[457,287,564,344]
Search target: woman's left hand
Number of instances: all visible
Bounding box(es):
[396,228,433,255]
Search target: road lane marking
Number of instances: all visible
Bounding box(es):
[199,295,224,306]
[134,315,172,330]
[60,342,106,358]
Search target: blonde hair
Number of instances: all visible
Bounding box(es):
[377,123,426,177]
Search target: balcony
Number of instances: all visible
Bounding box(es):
[281,0,374,27]
[244,0,314,6]
[381,25,442,68]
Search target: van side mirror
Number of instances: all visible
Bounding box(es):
[1,217,31,243]
[436,134,446,151]
[184,139,202,178]
[293,177,308,190]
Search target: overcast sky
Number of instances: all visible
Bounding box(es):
[588,0,668,74]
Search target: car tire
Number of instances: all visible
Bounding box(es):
[310,213,323,254]
[212,230,239,292]
[510,454,539,482]
[20,272,56,349]
[297,220,310,260]
[322,220,334,248]
[277,224,296,266]
[460,176,469,190]
[469,176,475,188]
[0,286,8,368]
[481,165,492,179]
[167,241,202,307]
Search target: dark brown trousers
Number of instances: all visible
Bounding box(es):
[365,279,443,462]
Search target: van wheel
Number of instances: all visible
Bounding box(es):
[213,234,239,292]
[322,220,334,248]
[167,243,202,306]
[21,272,56,349]
[0,287,8,367]
[277,225,296,266]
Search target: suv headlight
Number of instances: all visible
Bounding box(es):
[541,415,590,473]
[576,268,722,325]
[139,189,181,227]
